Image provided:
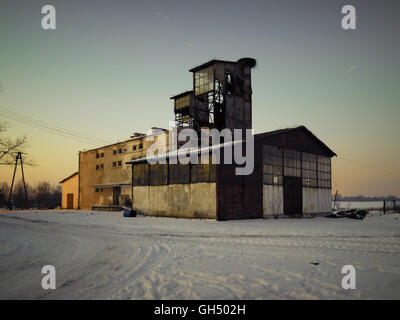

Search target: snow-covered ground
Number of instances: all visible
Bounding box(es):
[0,210,399,299]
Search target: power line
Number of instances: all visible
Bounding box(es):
[0,105,111,144]
[0,110,101,146]
[0,106,113,146]
[336,156,400,177]
[2,105,399,178]
[0,112,98,146]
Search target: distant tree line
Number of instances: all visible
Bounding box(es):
[333,194,400,202]
[0,180,61,209]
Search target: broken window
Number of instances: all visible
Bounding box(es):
[175,95,191,110]
[195,66,213,96]
[317,155,331,188]
[284,149,301,177]
[214,80,224,104]
[263,145,283,185]
[208,92,214,124]
[225,73,234,95]
[302,152,317,187]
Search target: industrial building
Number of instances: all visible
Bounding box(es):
[64,57,336,220]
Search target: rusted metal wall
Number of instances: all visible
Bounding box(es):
[214,62,252,131]
[216,142,263,220]
[258,128,334,217]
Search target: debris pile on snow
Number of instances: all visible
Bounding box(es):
[326,209,369,220]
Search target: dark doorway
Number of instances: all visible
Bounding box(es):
[113,187,121,206]
[66,193,74,209]
[283,176,302,216]
[217,163,262,221]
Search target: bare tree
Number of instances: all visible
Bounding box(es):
[35,181,53,208]
[0,180,61,209]
[0,182,9,207]
[12,181,31,209]
[0,121,35,166]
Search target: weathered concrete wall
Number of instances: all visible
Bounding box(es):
[61,174,79,209]
[302,187,332,214]
[133,183,216,219]
[263,185,284,218]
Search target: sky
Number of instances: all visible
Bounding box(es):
[0,0,399,196]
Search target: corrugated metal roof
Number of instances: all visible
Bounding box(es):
[170,90,193,100]
[255,126,336,157]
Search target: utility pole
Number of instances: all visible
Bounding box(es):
[8,152,28,208]
[333,190,338,211]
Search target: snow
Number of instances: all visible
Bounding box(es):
[0,210,399,299]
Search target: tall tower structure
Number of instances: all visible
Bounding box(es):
[172,57,256,132]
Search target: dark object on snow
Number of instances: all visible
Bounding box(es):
[327,209,356,218]
[123,209,137,217]
[310,262,320,265]
[326,209,369,220]
[348,210,368,220]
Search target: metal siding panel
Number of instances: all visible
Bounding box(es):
[263,185,283,217]
[303,187,331,214]
[302,187,318,213]
[319,188,331,212]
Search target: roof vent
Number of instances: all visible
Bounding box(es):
[237,57,257,68]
